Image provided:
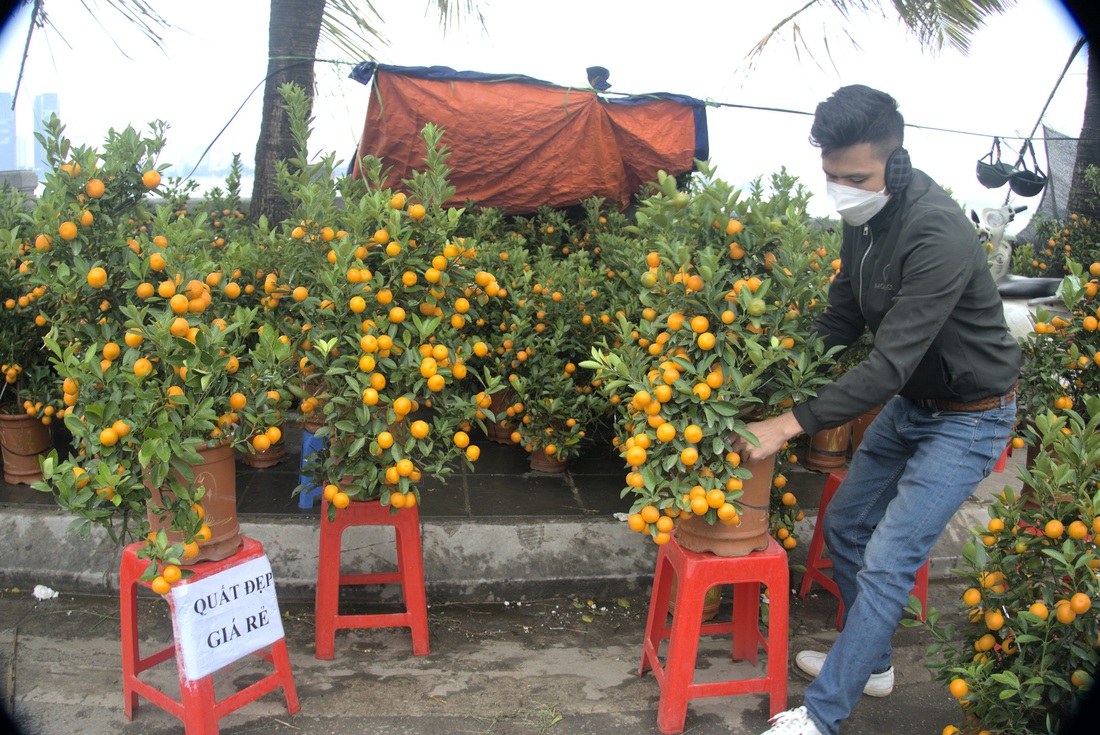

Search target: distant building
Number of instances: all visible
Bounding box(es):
[0,93,16,171]
[33,93,59,177]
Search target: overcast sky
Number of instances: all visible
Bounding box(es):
[0,0,1088,224]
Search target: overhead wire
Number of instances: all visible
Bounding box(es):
[186,50,1092,183]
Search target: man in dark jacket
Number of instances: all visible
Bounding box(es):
[735,85,1021,735]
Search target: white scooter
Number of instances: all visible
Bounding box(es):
[971,204,1065,341]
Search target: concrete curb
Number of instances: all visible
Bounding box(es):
[0,450,1021,603]
[0,508,659,602]
[0,493,1005,605]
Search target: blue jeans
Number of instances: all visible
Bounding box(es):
[803,395,1015,735]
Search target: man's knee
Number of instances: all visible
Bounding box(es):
[822,502,856,550]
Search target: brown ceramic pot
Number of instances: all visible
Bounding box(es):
[486,389,518,444]
[147,442,241,563]
[674,453,777,557]
[803,423,851,473]
[529,448,568,474]
[242,436,287,468]
[849,406,883,455]
[0,411,53,484]
[668,573,722,621]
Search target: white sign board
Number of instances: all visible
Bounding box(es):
[170,554,285,681]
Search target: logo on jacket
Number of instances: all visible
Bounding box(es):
[873,263,895,291]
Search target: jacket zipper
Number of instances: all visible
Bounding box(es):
[857,224,874,314]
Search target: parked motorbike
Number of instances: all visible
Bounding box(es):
[971,204,1065,341]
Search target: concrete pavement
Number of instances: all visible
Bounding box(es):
[0,444,1028,734]
[1,577,973,735]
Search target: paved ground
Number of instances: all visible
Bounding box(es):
[0,424,1051,734]
[0,577,973,735]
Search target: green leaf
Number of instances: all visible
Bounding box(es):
[708,401,739,417]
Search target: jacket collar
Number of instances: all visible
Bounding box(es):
[867,187,904,230]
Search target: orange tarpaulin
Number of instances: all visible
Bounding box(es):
[348,63,708,214]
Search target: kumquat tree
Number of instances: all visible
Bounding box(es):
[583,164,840,547]
[269,84,501,516]
[20,117,286,586]
[502,245,616,466]
[906,401,1100,735]
[0,194,58,424]
[1018,260,1100,420]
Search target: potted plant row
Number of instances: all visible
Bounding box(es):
[0,193,58,483]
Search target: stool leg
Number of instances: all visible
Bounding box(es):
[797,526,827,599]
[992,441,1010,473]
[765,579,789,718]
[657,575,705,734]
[179,675,219,735]
[731,582,760,666]
[395,517,431,656]
[298,429,324,508]
[119,565,140,719]
[913,560,930,622]
[639,547,673,677]
[315,514,342,660]
[798,472,844,599]
[270,640,301,714]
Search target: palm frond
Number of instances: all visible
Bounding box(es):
[744,0,823,73]
[746,0,1014,73]
[82,0,171,50]
[889,0,1016,55]
[12,0,170,105]
[429,0,487,34]
[319,0,387,63]
[318,1,487,67]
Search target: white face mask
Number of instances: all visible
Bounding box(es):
[827,182,890,227]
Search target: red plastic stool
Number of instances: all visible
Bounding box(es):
[992,440,1013,473]
[119,536,300,734]
[798,471,929,630]
[639,533,788,734]
[314,497,430,659]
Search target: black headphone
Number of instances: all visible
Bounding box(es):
[884,147,912,194]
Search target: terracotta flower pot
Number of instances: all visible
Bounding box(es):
[486,389,518,444]
[147,442,241,564]
[849,406,883,455]
[668,573,722,621]
[803,423,851,473]
[0,411,53,485]
[674,453,777,557]
[529,448,568,474]
[242,437,287,468]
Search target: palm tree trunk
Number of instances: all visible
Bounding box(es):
[1067,48,1100,220]
[250,0,326,225]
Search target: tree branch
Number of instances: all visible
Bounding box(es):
[12,0,44,108]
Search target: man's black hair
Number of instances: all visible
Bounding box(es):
[809,85,905,160]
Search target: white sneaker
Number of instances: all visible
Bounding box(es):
[760,706,823,735]
[794,649,895,697]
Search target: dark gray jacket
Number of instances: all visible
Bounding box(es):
[792,169,1022,435]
